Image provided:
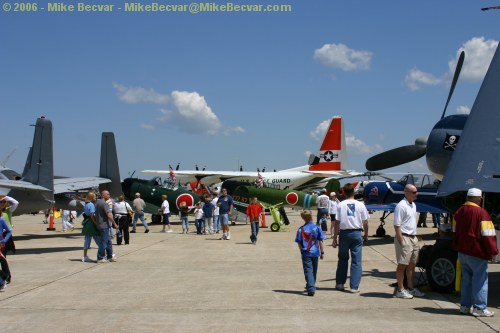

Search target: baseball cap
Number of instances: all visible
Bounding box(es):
[330,192,336,196]
[467,188,482,197]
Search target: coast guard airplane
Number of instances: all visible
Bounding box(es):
[143,116,359,191]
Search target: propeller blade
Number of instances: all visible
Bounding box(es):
[365,145,427,171]
[440,50,464,120]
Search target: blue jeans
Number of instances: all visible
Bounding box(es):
[317,208,328,224]
[432,213,441,227]
[181,216,189,230]
[458,252,489,310]
[336,229,363,289]
[133,211,149,230]
[219,213,229,225]
[250,221,259,242]
[301,254,318,293]
[97,227,114,260]
[195,219,204,234]
[213,215,220,232]
[83,234,101,250]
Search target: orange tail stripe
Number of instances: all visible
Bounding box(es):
[308,162,342,171]
[320,117,341,151]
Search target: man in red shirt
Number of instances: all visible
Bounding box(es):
[246,197,263,245]
[453,188,498,317]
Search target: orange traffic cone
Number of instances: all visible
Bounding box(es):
[261,213,267,228]
[47,207,56,231]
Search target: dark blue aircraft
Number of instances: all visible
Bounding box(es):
[363,173,448,214]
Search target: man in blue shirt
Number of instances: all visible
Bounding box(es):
[295,210,325,296]
[217,188,234,240]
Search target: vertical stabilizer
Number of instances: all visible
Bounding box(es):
[308,116,347,171]
[22,117,54,191]
[99,132,122,195]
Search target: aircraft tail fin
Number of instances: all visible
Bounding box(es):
[308,116,347,171]
[99,132,122,195]
[21,117,54,191]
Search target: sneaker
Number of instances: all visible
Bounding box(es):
[472,308,494,317]
[408,288,425,297]
[220,234,227,240]
[167,229,173,233]
[395,289,413,299]
[335,284,345,291]
[109,254,117,262]
[460,305,471,315]
[226,233,231,240]
[160,230,166,233]
[82,256,91,263]
[0,282,6,291]
[130,230,136,233]
[145,229,150,233]
[307,291,315,296]
[97,258,108,263]
[350,288,360,293]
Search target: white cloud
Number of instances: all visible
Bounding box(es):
[404,37,498,91]
[113,82,245,136]
[450,37,499,82]
[346,132,382,155]
[404,68,441,91]
[314,43,372,71]
[113,82,169,104]
[310,119,330,140]
[161,91,221,135]
[456,105,471,114]
[157,91,245,136]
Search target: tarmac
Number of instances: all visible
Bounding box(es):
[1,210,500,333]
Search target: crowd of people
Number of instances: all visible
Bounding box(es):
[295,183,498,317]
[0,184,498,318]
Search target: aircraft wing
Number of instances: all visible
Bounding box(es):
[142,170,259,184]
[0,180,52,192]
[53,177,111,194]
[365,203,398,212]
[303,170,363,177]
[438,44,500,197]
[366,202,447,214]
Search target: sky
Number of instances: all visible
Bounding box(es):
[0,1,499,182]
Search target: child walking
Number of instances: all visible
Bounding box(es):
[295,210,325,296]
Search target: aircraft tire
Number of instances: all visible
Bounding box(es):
[426,249,457,294]
[151,214,162,224]
[270,222,280,232]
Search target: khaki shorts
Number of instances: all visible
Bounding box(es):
[395,235,419,265]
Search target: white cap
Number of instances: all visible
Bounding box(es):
[330,192,336,196]
[467,188,482,197]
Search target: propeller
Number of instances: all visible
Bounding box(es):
[365,51,465,171]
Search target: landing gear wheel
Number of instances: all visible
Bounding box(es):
[270,222,280,232]
[426,250,457,293]
[151,214,162,224]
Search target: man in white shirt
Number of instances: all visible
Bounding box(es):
[316,189,330,224]
[332,183,369,293]
[393,184,425,299]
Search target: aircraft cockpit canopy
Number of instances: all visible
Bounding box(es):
[396,174,439,189]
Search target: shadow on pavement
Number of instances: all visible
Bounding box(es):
[14,247,82,255]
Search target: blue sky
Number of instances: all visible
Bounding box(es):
[0,1,498,181]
